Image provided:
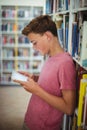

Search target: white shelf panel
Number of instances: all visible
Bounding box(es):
[71,7,87,13]
[2,57,15,60]
[1,17,33,21]
[55,10,69,15]
[16,57,31,60]
[2,31,21,34]
[2,44,31,48]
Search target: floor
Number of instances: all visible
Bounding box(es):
[0,86,31,130]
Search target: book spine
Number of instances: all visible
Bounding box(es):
[80,21,87,66]
[71,22,78,57]
[83,87,87,129]
[77,78,87,127]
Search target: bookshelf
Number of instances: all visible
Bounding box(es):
[45,0,87,130]
[46,0,87,70]
[0,0,45,85]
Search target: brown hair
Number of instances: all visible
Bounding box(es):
[22,15,57,36]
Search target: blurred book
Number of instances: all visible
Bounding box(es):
[80,21,87,67]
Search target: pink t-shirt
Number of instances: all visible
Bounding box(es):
[25,52,76,130]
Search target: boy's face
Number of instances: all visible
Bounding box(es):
[28,32,51,56]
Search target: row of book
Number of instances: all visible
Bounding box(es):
[72,0,87,9]
[3,48,30,58]
[2,35,29,44]
[46,0,70,14]
[18,60,42,70]
[0,60,42,83]
[2,60,42,71]
[2,35,15,44]
[61,69,87,130]
[3,61,14,70]
[18,48,30,57]
[2,48,41,58]
[46,0,87,14]
[0,74,11,83]
[2,7,43,18]
[71,11,87,67]
[18,61,30,70]
[3,48,15,57]
[33,7,43,17]
[3,61,30,70]
[71,65,87,130]
[72,66,87,130]
[1,23,24,32]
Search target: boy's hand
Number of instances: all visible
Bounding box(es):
[18,71,34,79]
[13,77,39,94]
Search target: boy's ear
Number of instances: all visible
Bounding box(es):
[45,31,52,40]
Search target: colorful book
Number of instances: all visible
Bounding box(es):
[63,15,69,51]
[46,0,53,14]
[83,87,87,129]
[77,75,87,127]
[71,22,78,57]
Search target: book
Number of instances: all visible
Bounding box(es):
[82,74,87,79]
[80,21,87,67]
[11,71,28,81]
[82,0,87,7]
[77,76,87,127]
[83,87,87,129]
[78,23,83,60]
[71,22,78,57]
[62,15,69,51]
[72,113,77,130]
[62,114,73,130]
[46,0,53,14]
[23,48,29,56]
[56,0,69,11]
[65,20,69,51]
[62,114,69,130]
[63,0,69,10]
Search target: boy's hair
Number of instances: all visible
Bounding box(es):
[22,15,57,36]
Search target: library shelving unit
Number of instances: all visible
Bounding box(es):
[0,0,45,85]
[46,0,87,70]
[45,0,87,130]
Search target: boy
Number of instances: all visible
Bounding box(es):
[14,15,76,130]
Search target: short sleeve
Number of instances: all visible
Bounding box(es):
[58,61,76,90]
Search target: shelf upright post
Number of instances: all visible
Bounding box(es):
[14,6,18,71]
